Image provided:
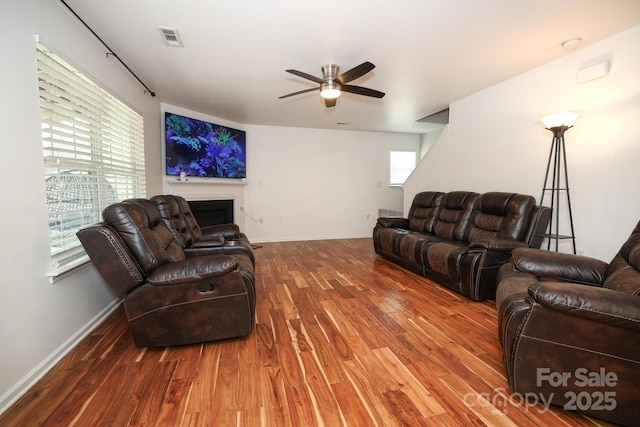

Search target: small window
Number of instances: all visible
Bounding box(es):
[37,43,146,277]
[390,150,417,186]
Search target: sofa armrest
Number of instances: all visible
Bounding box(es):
[190,236,225,248]
[512,247,607,285]
[148,255,239,286]
[529,282,640,333]
[469,238,529,251]
[201,223,240,239]
[459,239,528,301]
[377,217,409,229]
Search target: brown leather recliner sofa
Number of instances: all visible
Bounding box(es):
[496,220,640,425]
[77,198,256,348]
[373,191,550,301]
[150,194,255,266]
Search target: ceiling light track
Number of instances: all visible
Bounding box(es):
[58,0,156,97]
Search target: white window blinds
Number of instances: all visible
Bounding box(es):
[37,43,146,277]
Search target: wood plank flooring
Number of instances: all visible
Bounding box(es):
[0,238,613,426]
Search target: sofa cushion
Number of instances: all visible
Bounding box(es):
[432,191,478,241]
[618,226,640,270]
[603,255,640,296]
[408,191,444,233]
[151,194,195,247]
[375,227,408,255]
[103,199,185,274]
[171,195,206,240]
[397,231,447,266]
[603,220,640,295]
[467,193,536,242]
[421,240,469,281]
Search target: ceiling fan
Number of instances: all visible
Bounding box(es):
[278,61,385,107]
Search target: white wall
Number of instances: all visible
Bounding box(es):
[161,104,420,243]
[241,125,418,242]
[0,0,161,412]
[419,126,446,159]
[404,26,640,261]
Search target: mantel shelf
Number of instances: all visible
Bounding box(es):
[166,178,247,185]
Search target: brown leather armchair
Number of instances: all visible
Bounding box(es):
[77,199,256,347]
[496,221,640,425]
[150,194,255,266]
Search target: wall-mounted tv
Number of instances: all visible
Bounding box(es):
[164,112,246,179]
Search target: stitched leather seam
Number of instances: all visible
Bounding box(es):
[509,305,533,385]
[240,273,256,326]
[531,287,640,324]
[128,292,248,321]
[472,250,486,300]
[97,227,143,282]
[121,206,160,269]
[603,265,631,287]
[521,334,640,364]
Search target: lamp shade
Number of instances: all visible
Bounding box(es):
[539,110,583,128]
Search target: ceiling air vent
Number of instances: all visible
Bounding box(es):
[158,27,183,47]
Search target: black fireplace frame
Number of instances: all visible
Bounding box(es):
[187,199,234,226]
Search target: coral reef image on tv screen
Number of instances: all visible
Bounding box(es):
[165,112,246,178]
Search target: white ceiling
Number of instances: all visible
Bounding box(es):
[63,0,640,134]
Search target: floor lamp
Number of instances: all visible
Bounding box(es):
[536,111,582,253]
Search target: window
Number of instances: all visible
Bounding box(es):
[390,150,417,186]
[37,43,146,277]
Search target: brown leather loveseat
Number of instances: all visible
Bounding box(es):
[373,191,549,301]
[495,220,640,425]
[77,198,256,347]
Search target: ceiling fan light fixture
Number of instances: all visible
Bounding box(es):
[320,85,342,99]
[320,81,341,99]
[320,64,341,98]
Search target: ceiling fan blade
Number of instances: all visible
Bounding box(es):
[341,85,385,98]
[278,87,319,99]
[325,97,337,108]
[285,69,322,84]
[336,61,375,84]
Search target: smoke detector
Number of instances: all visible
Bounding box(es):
[158,27,183,47]
[561,37,582,51]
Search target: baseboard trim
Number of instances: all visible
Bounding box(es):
[250,234,372,244]
[0,298,122,415]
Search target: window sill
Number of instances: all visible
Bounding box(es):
[48,256,91,284]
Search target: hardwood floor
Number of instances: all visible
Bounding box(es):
[0,238,612,426]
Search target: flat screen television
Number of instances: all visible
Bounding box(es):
[164,112,246,179]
